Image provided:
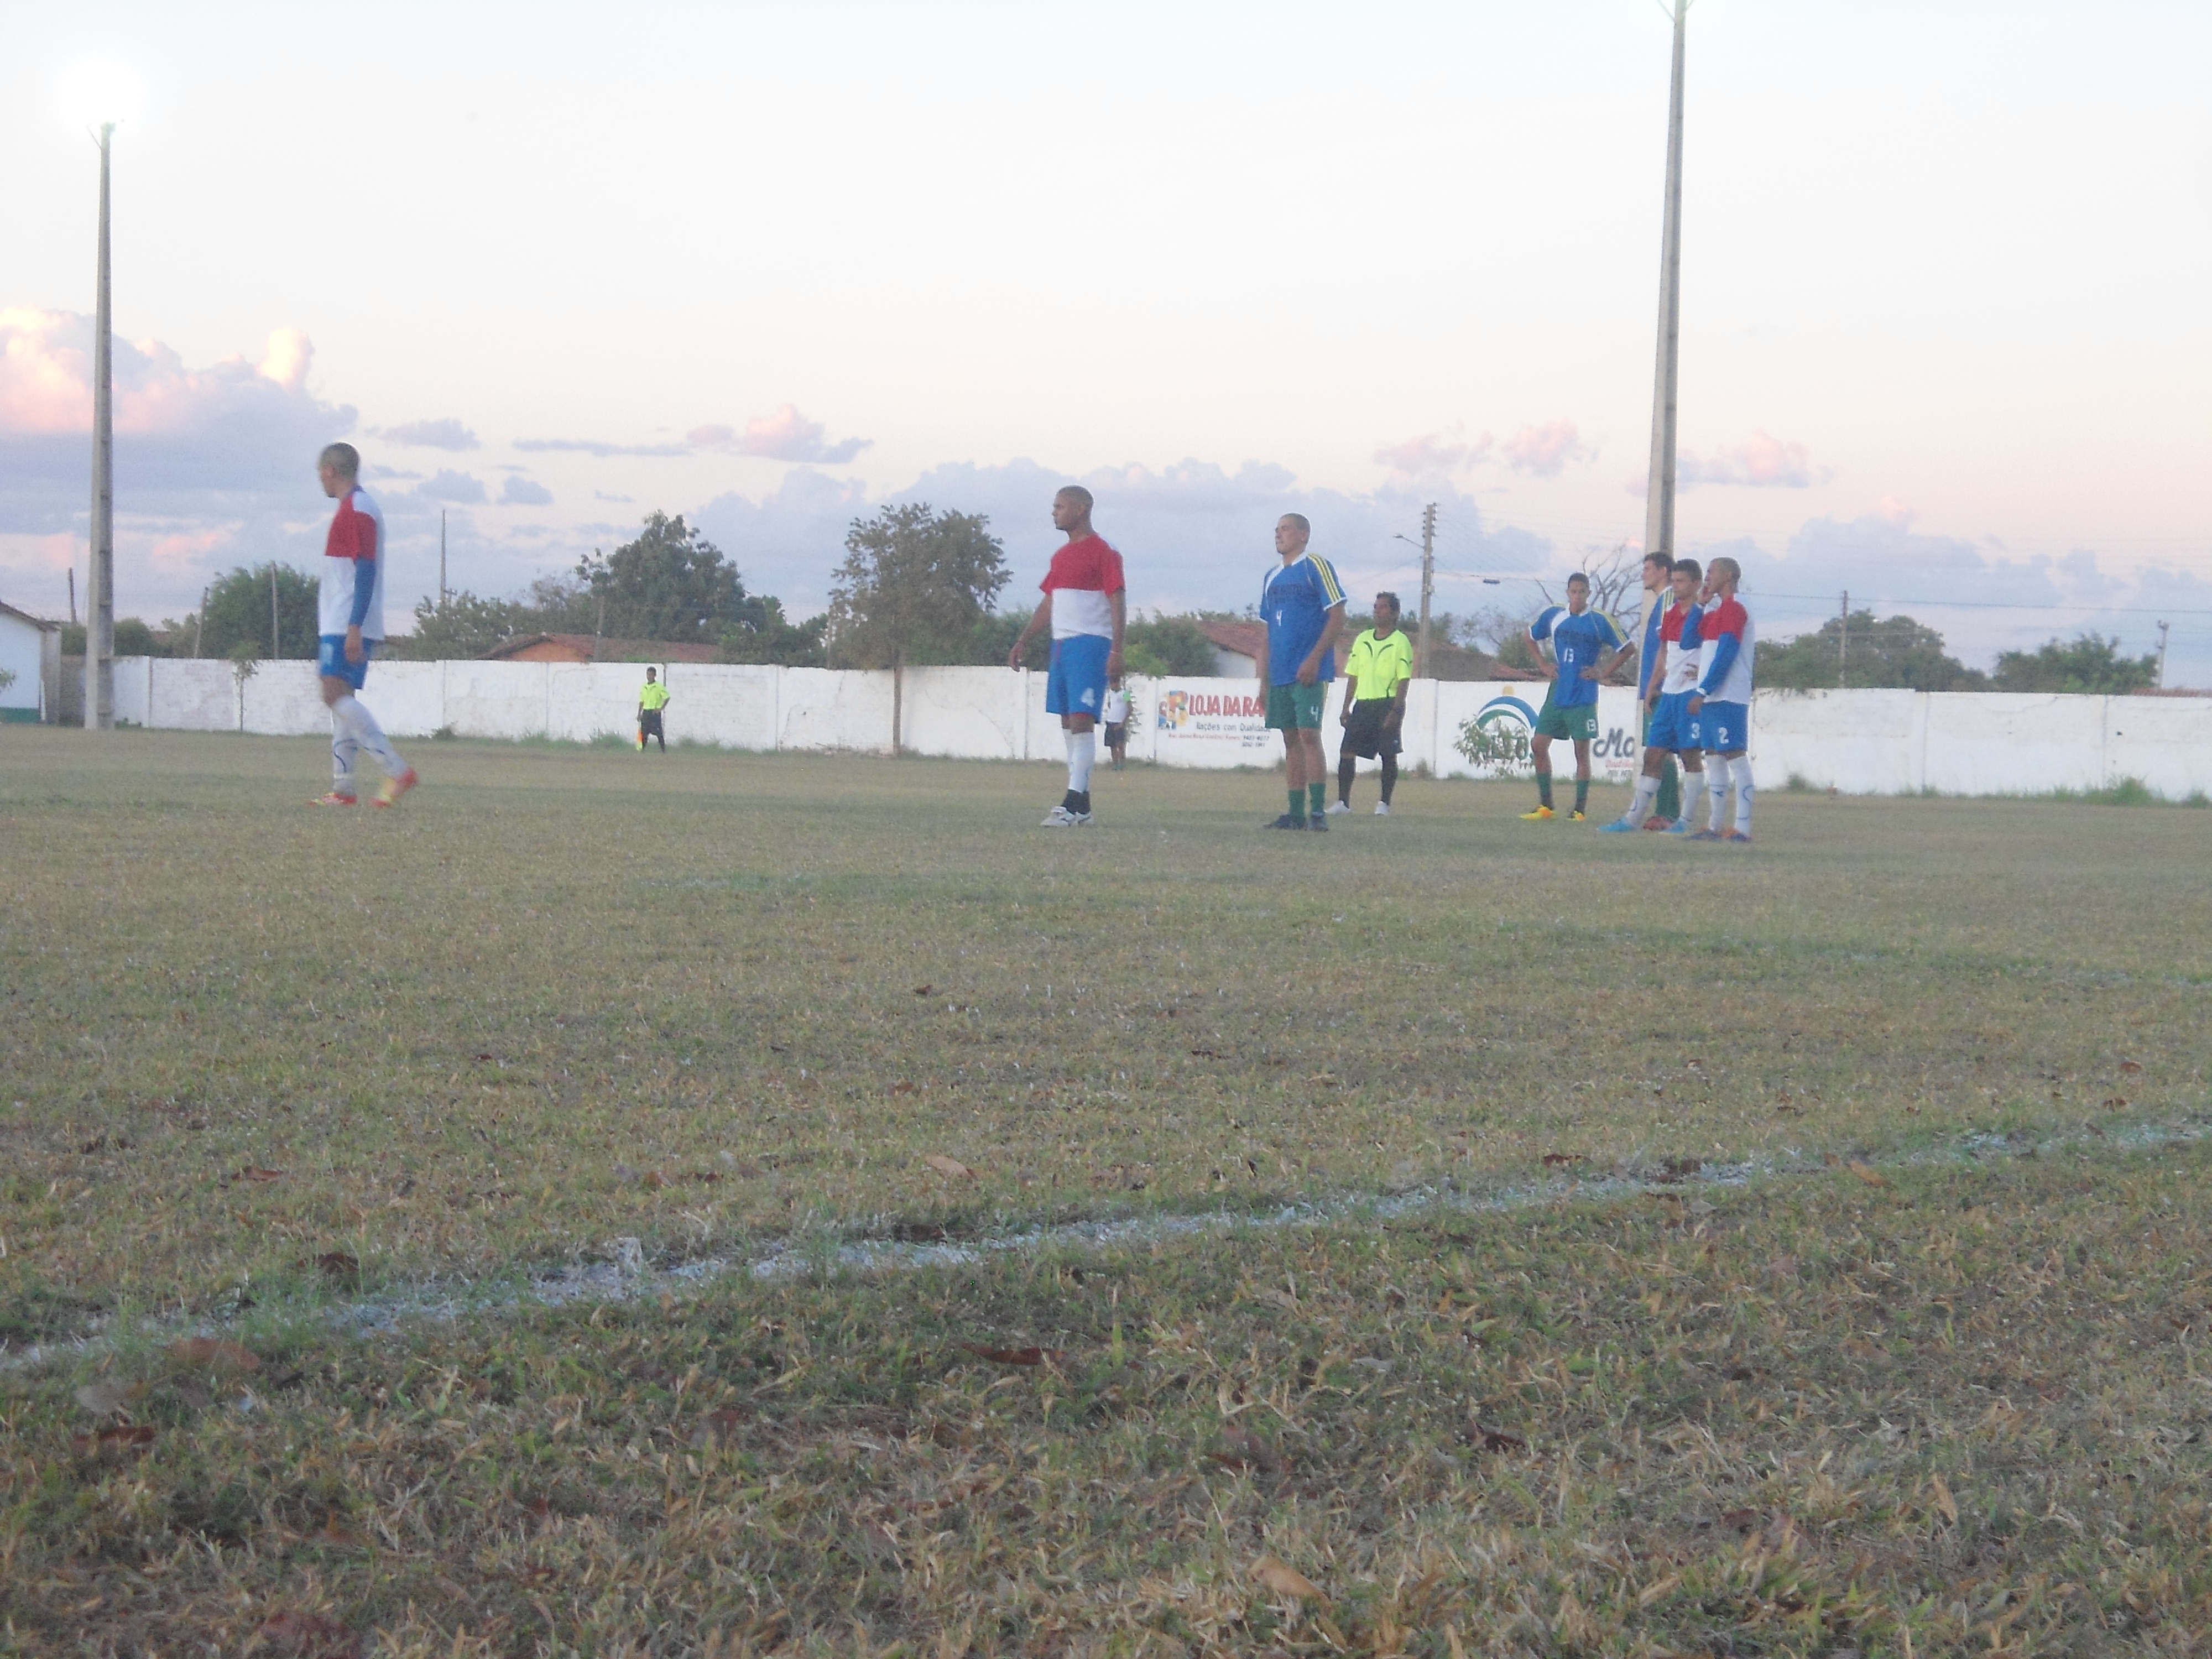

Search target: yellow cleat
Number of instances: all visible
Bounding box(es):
[1568,810,1587,822]
[372,767,419,810]
[1519,805,1554,821]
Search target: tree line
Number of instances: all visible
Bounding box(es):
[73,504,2164,696]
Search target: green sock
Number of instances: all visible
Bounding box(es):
[1537,774,1553,808]
[1288,789,1306,820]
[1574,778,1589,813]
[1308,781,1327,817]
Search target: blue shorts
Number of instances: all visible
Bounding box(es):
[317,633,375,691]
[1645,690,1698,754]
[1698,700,1749,754]
[1045,634,1109,718]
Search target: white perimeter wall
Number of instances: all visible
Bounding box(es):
[105,658,2212,799]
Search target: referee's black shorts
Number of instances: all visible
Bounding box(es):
[1342,698,1401,758]
[640,711,665,738]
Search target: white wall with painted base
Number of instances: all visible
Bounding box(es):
[100,658,2212,799]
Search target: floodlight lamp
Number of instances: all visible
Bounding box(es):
[58,62,142,131]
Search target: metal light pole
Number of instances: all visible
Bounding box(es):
[1640,3,1688,571]
[85,121,117,730]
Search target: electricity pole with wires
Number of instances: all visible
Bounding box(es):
[2156,620,2170,690]
[1640,0,1689,573]
[1838,590,1849,688]
[440,510,448,612]
[1418,502,1438,676]
[84,120,118,729]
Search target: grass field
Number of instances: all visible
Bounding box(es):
[3,728,2211,1653]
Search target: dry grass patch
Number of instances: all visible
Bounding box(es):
[8,1138,2212,1652]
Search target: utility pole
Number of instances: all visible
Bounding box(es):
[193,586,207,658]
[1838,589,1849,689]
[1418,502,1438,676]
[270,566,282,659]
[1640,1,1689,573]
[2156,620,2170,690]
[84,121,117,729]
[440,510,448,611]
[68,568,78,629]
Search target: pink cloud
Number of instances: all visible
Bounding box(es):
[1500,419,1593,477]
[1679,431,1830,489]
[0,307,326,440]
[1373,427,1491,478]
[689,404,870,465]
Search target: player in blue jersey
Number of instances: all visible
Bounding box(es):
[1686,555,1756,842]
[1520,573,1629,821]
[1600,557,1708,833]
[1254,513,1346,831]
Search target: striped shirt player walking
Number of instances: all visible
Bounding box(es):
[307,443,417,809]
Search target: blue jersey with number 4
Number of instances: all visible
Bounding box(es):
[1529,607,1624,709]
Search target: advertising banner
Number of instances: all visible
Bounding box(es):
[1152,681,1282,762]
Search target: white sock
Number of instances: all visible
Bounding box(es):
[1678,767,1707,827]
[1704,756,1733,831]
[1627,775,1658,826]
[1733,759,1754,836]
[333,695,407,778]
[1066,728,1095,795]
[331,712,358,794]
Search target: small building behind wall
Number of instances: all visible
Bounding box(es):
[0,601,61,723]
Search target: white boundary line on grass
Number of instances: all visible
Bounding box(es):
[7,1115,2205,1380]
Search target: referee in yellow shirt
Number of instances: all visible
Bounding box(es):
[637,667,670,753]
[1329,592,1414,816]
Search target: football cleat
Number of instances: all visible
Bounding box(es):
[1323,800,1351,815]
[1373,801,1391,816]
[1723,830,1753,844]
[1640,816,1673,832]
[1663,817,1694,835]
[1306,812,1329,832]
[372,768,419,809]
[1266,813,1307,831]
[1690,827,1722,842]
[308,792,357,808]
[1568,810,1587,822]
[1597,818,1641,834]
[1041,806,1094,827]
[1520,805,1554,821]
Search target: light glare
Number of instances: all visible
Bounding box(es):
[56,62,143,129]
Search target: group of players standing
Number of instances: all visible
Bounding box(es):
[1015,486,1755,842]
[1526,547,1756,842]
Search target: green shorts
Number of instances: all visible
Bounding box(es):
[1535,696,1598,743]
[1265,682,1328,731]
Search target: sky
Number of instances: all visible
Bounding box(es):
[3,1,2209,677]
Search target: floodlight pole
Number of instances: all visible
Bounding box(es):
[1640,3,1688,572]
[85,121,117,730]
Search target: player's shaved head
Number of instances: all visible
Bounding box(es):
[1281,513,1311,540]
[318,442,360,481]
[1056,485,1093,512]
[1709,556,1741,585]
[1671,557,1702,582]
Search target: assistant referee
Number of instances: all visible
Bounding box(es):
[637,667,670,753]
[1330,591,1413,816]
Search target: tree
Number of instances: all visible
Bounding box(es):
[719,597,830,667]
[575,513,765,644]
[199,565,320,659]
[1122,615,1217,677]
[1760,612,1986,692]
[392,590,543,660]
[1535,544,1641,632]
[827,504,1009,753]
[1992,633,2158,695]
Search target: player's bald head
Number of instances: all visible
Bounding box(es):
[318,442,360,481]
[1709,556,1741,586]
[1056,486,1093,512]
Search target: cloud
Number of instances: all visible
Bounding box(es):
[373,418,479,451]
[690,404,872,465]
[1374,428,1491,479]
[1646,431,1830,492]
[691,455,1546,618]
[513,436,689,458]
[1501,419,1593,478]
[0,307,353,578]
[418,469,487,504]
[500,476,554,506]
